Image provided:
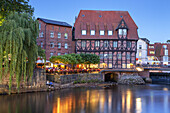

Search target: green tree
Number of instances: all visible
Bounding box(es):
[0,12,39,94]
[167,40,170,43]
[0,0,34,19]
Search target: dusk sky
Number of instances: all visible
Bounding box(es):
[29,0,170,43]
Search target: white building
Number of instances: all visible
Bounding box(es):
[136,38,150,64]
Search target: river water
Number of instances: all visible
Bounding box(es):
[0,84,170,113]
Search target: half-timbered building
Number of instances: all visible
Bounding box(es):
[73,10,139,69]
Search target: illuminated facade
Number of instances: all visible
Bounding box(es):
[73,10,139,69]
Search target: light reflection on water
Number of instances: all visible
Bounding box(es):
[0,84,170,113]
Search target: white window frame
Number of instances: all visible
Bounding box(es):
[58,43,61,48]
[41,42,43,48]
[90,30,95,35]
[82,41,86,48]
[108,30,113,35]
[58,53,61,56]
[82,30,86,35]
[95,41,100,47]
[50,31,54,38]
[50,42,54,48]
[113,41,117,48]
[65,43,68,49]
[39,32,43,37]
[123,29,127,35]
[58,32,61,38]
[165,50,168,56]
[118,29,123,35]
[100,30,105,35]
[50,52,53,57]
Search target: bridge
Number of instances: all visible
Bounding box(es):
[100,65,170,82]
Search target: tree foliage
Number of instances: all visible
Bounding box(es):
[49,53,100,68]
[0,0,34,18]
[0,12,39,94]
[167,40,170,43]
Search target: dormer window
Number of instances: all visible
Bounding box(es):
[82,30,86,35]
[118,29,127,37]
[100,30,105,35]
[90,30,95,35]
[108,30,113,35]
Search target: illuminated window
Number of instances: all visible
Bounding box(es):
[64,33,68,39]
[149,51,155,54]
[100,30,105,35]
[90,30,95,35]
[149,46,154,48]
[108,30,113,35]
[82,30,86,35]
[50,31,54,38]
[58,33,61,38]
[139,52,142,56]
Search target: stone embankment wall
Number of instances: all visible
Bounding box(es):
[47,73,104,84]
[0,69,46,94]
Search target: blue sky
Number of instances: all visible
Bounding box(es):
[29,0,170,43]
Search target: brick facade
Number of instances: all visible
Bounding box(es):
[37,18,75,60]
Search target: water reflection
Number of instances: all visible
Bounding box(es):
[0,85,170,113]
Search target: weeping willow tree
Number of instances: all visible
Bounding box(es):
[0,12,39,94]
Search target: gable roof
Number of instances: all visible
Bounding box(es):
[38,18,72,27]
[140,38,150,44]
[74,10,139,40]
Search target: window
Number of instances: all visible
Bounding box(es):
[58,53,61,56]
[139,45,142,49]
[58,43,61,48]
[41,42,43,48]
[50,42,54,48]
[163,56,168,62]
[127,53,130,59]
[117,53,121,59]
[82,30,86,35]
[65,43,68,49]
[104,41,108,47]
[58,33,61,38]
[65,53,67,55]
[90,30,95,35]
[109,54,112,59]
[100,30,105,35]
[149,46,154,48]
[104,54,108,58]
[119,29,127,36]
[95,41,100,47]
[50,31,54,38]
[113,41,117,48]
[50,52,53,57]
[39,32,43,37]
[99,54,103,59]
[82,41,86,48]
[108,30,113,35]
[139,52,142,57]
[39,23,41,30]
[149,51,155,54]
[127,41,131,48]
[165,50,168,56]
[64,33,68,39]
[123,29,127,35]
[118,29,123,35]
[163,45,167,48]
[52,26,54,30]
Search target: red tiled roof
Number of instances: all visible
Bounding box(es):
[74,10,139,40]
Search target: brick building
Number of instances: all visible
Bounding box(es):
[37,18,75,60]
[73,10,139,69]
[147,43,170,65]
